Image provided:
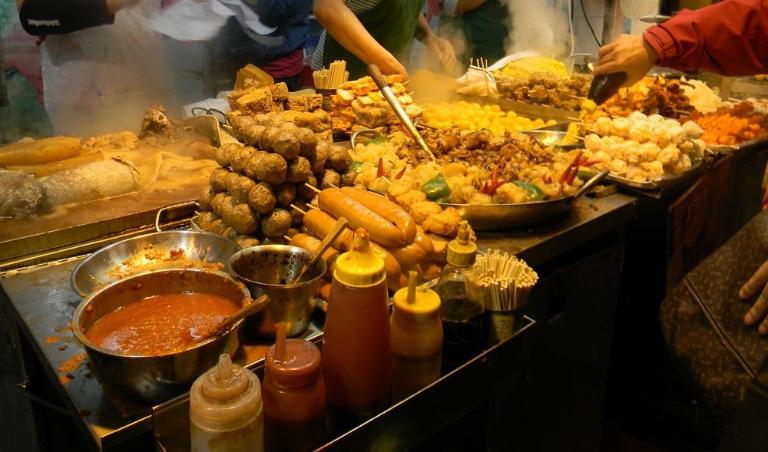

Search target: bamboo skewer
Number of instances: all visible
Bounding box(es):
[468,250,538,312]
[313,60,349,90]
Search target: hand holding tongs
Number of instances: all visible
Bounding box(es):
[366,64,436,161]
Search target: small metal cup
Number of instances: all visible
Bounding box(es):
[228,245,326,337]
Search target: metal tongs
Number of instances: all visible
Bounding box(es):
[586,62,628,106]
[367,64,436,160]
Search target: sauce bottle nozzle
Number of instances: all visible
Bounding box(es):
[457,221,470,244]
[406,270,417,304]
[217,353,233,382]
[447,221,477,267]
[276,322,288,362]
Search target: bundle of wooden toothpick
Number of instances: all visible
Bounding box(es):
[468,250,538,312]
[313,60,349,90]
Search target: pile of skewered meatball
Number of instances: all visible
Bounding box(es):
[196,111,355,247]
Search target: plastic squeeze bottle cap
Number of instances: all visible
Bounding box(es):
[266,323,322,388]
[190,353,263,432]
[393,271,440,320]
[446,221,477,267]
[333,228,386,287]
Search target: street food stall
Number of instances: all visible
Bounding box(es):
[2,48,768,451]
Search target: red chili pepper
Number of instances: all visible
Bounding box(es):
[560,151,583,184]
[544,174,552,184]
[581,159,602,167]
[480,181,490,195]
[566,167,579,185]
[490,165,499,188]
[376,157,386,178]
[394,167,407,180]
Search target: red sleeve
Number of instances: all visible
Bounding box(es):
[642,0,768,75]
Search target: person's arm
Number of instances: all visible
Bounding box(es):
[415,13,458,73]
[313,0,407,75]
[18,0,137,36]
[643,0,768,75]
[595,0,768,84]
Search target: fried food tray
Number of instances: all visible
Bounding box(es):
[706,136,768,154]
[603,158,705,191]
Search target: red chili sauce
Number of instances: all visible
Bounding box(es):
[86,293,239,356]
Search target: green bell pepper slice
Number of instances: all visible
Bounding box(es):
[421,174,451,201]
[512,180,545,201]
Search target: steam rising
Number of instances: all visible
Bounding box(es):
[503,0,571,58]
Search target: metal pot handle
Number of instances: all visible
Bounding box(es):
[350,128,382,149]
[155,201,198,232]
[572,170,610,202]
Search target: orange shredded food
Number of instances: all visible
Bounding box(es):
[689,102,768,145]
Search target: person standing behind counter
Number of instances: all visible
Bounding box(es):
[312,0,458,78]
[593,0,768,333]
[443,0,510,63]
[593,0,768,87]
[214,0,311,91]
[17,0,175,136]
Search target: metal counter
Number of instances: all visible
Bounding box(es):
[0,192,637,450]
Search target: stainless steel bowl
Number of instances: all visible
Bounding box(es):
[524,130,582,150]
[71,269,250,404]
[228,245,326,337]
[70,230,241,297]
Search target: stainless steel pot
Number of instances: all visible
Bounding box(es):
[228,245,326,337]
[70,230,241,297]
[71,269,250,404]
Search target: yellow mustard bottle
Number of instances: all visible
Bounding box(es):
[322,228,391,415]
[391,271,442,401]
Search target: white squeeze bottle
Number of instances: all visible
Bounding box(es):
[190,354,264,452]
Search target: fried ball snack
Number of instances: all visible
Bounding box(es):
[310,141,330,175]
[254,153,288,185]
[247,182,277,214]
[286,157,312,183]
[340,170,358,186]
[327,145,353,171]
[296,127,318,158]
[275,182,297,207]
[210,193,259,235]
[215,143,242,167]
[261,208,292,238]
[209,168,230,192]
[199,185,216,211]
[236,236,261,249]
[230,146,256,174]
[320,169,341,188]
[261,127,300,160]
[298,174,318,200]
[290,199,307,225]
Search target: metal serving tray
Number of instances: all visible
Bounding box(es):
[602,158,705,191]
[706,136,768,154]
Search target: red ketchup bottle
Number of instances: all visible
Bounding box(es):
[322,228,392,416]
[263,323,326,451]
